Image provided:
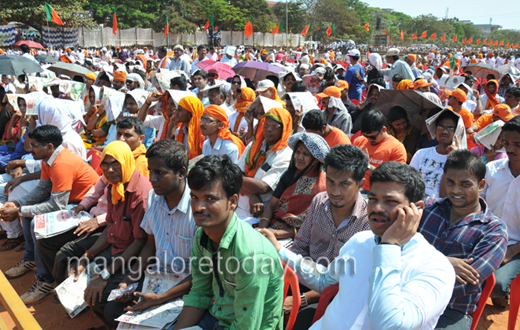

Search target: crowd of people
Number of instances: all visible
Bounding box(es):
[0,40,520,330]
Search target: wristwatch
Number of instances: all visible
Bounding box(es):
[95,113,101,117]
[300,293,308,308]
[100,268,111,282]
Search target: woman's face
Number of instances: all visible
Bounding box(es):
[18,98,26,115]
[124,95,139,114]
[89,90,96,106]
[294,142,314,171]
[390,118,408,134]
[232,78,241,92]
[263,117,283,145]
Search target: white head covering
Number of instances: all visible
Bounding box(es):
[126,73,145,89]
[106,91,126,122]
[426,108,467,149]
[126,89,149,110]
[369,53,383,71]
[285,92,318,114]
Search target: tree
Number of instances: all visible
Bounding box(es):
[227,0,276,33]
[272,1,308,34]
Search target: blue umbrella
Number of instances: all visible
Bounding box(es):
[0,55,43,76]
[232,61,284,81]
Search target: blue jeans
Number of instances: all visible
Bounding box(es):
[491,252,520,298]
[435,308,472,330]
[21,216,54,283]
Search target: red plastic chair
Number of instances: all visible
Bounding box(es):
[281,261,301,330]
[470,274,495,330]
[350,99,361,105]
[311,283,339,324]
[87,149,102,176]
[508,273,520,330]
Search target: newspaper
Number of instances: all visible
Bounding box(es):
[59,81,86,101]
[439,74,465,92]
[473,120,505,149]
[286,92,317,114]
[108,283,139,302]
[152,71,184,93]
[55,262,101,318]
[18,93,50,115]
[426,108,467,149]
[116,271,187,329]
[34,210,93,240]
[116,323,162,330]
[28,76,54,92]
[100,86,116,106]
[6,94,20,111]
[302,74,321,95]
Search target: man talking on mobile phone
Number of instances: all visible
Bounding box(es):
[259,161,456,329]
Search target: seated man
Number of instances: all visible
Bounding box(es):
[445,88,474,131]
[353,109,407,192]
[260,161,455,329]
[68,141,152,328]
[98,140,197,325]
[282,144,370,327]
[316,86,352,135]
[191,70,210,106]
[0,125,99,303]
[467,104,514,135]
[115,117,149,177]
[419,150,507,329]
[302,109,351,147]
[174,155,284,329]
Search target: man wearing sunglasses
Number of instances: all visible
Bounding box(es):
[353,110,407,193]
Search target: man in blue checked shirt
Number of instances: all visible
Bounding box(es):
[419,149,508,330]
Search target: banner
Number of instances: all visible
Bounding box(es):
[0,25,16,47]
[42,26,79,48]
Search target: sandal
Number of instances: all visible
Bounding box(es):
[0,238,25,252]
[0,231,7,239]
[15,241,26,252]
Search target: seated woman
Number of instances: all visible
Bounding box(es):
[471,131,508,165]
[387,106,421,163]
[0,96,21,145]
[236,107,293,219]
[259,132,329,239]
[81,87,109,146]
[123,89,156,148]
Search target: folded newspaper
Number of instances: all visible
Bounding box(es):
[55,262,101,318]
[302,74,321,95]
[473,120,505,150]
[34,210,93,240]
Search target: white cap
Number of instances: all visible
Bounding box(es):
[348,49,360,57]
[173,45,183,51]
[256,79,275,92]
[225,46,236,56]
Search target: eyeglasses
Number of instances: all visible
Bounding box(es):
[264,122,282,130]
[363,130,381,140]
[200,117,218,124]
[208,73,218,77]
[29,143,42,148]
[231,81,241,85]
[436,125,456,132]
[100,160,122,171]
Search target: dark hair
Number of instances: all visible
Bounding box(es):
[435,110,459,127]
[98,71,111,83]
[20,44,30,53]
[444,149,486,182]
[502,115,520,134]
[158,47,167,55]
[28,124,63,148]
[0,85,6,107]
[170,75,187,90]
[350,55,360,61]
[291,80,308,92]
[370,78,386,88]
[324,70,335,81]
[361,110,386,134]
[369,162,425,203]
[392,74,404,83]
[197,45,206,52]
[117,116,145,136]
[324,144,368,183]
[193,70,208,79]
[391,55,399,62]
[146,139,188,174]
[73,75,84,83]
[188,155,243,199]
[464,74,476,84]
[388,106,408,124]
[302,109,327,131]
[506,87,520,98]
[135,70,146,81]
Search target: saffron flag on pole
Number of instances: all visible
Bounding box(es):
[430,32,437,39]
[204,20,209,33]
[165,13,169,36]
[384,26,388,34]
[113,9,117,35]
[301,22,312,36]
[452,35,457,42]
[400,29,404,40]
[483,38,487,44]
[494,40,498,46]
[364,23,370,32]
[326,24,335,38]
[500,40,504,46]
[411,32,416,40]
[467,36,473,43]
[420,30,428,38]
[244,18,253,38]
[272,22,281,35]
[488,39,493,45]
[476,38,481,45]
[45,2,64,26]
[462,38,466,45]
[440,34,446,41]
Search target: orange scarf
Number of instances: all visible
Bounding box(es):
[269,87,286,108]
[160,94,171,140]
[233,87,256,133]
[396,79,414,90]
[484,79,500,110]
[245,107,292,178]
[204,105,245,157]
[176,96,204,160]
[159,57,168,69]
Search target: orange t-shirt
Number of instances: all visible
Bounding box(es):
[449,107,474,129]
[41,147,100,204]
[475,114,493,131]
[354,135,407,191]
[324,127,351,147]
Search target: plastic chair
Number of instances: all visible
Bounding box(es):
[350,99,361,106]
[281,261,301,330]
[311,283,339,325]
[470,273,495,330]
[87,149,102,176]
[508,273,520,330]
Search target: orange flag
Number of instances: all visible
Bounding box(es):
[326,26,332,38]
[244,20,253,38]
[45,2,64,26]
[440,34,446,41]
[272,23,280,35]
[488,39,493,45]
[363,23,370,32]
[476,38,481,45]
[203,20,209,33]
[467,37,473,43]
[483,38,487,44]
[420,30,428,38]
[451,35,457,42]
[411,32,416,40]
[462,38,466,45]
[400,29,404,40]
[301,23,312,36]
[499,40,504,46]
[430,32,437,39]
[506,42,510,47]
[113,10,117,35]
[494,40,498,46]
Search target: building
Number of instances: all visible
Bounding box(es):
[265,0,277,8]
[474,24,502,36]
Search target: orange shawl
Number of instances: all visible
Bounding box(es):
[233,87,256,133]
[245,107,292,178]
[204,105,245,157]
[176,96,204,160]
[484,79,500,110]
[396,79,414,90]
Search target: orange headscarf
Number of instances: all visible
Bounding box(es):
[268,87,286,107]
[233,87,256,133]
[245,107,292,178]
[396,79,414,90]
[204,105,245,157]
[484,79,500,110]
[176,96,204,160]
[101,141,135,205]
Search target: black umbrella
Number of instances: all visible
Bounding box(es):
[35,55,58,63]
[0,55,43,76]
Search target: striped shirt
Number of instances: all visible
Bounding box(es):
[419,197,508,314]
[291,191,370,266]
[140,184,197,274]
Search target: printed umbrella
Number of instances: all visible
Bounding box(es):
[463,63,500,79]
[232,61,285,81]
[0,55,43,76]
[15,40,43,49]
[195,60,235,80]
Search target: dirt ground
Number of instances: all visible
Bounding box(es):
[0,239,519,330]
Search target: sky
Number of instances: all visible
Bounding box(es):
[363,0,519,30]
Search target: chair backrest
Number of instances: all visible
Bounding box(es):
[508,273,520,330]
[470,273,496,330]
[87,149,102,176]
[311,283,339,325]
[281,261,301,330]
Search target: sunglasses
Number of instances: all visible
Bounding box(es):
[208,73,218,77]
[363,130,381,140]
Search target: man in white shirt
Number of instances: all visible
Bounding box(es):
[220,46,237,67]
[481,116,520,307]
[191,45,209,75]
[207,47,218,61]
[169,45,191,75]
[20,44,38,64]
[259,161,455,330]
[485,53,496,66]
